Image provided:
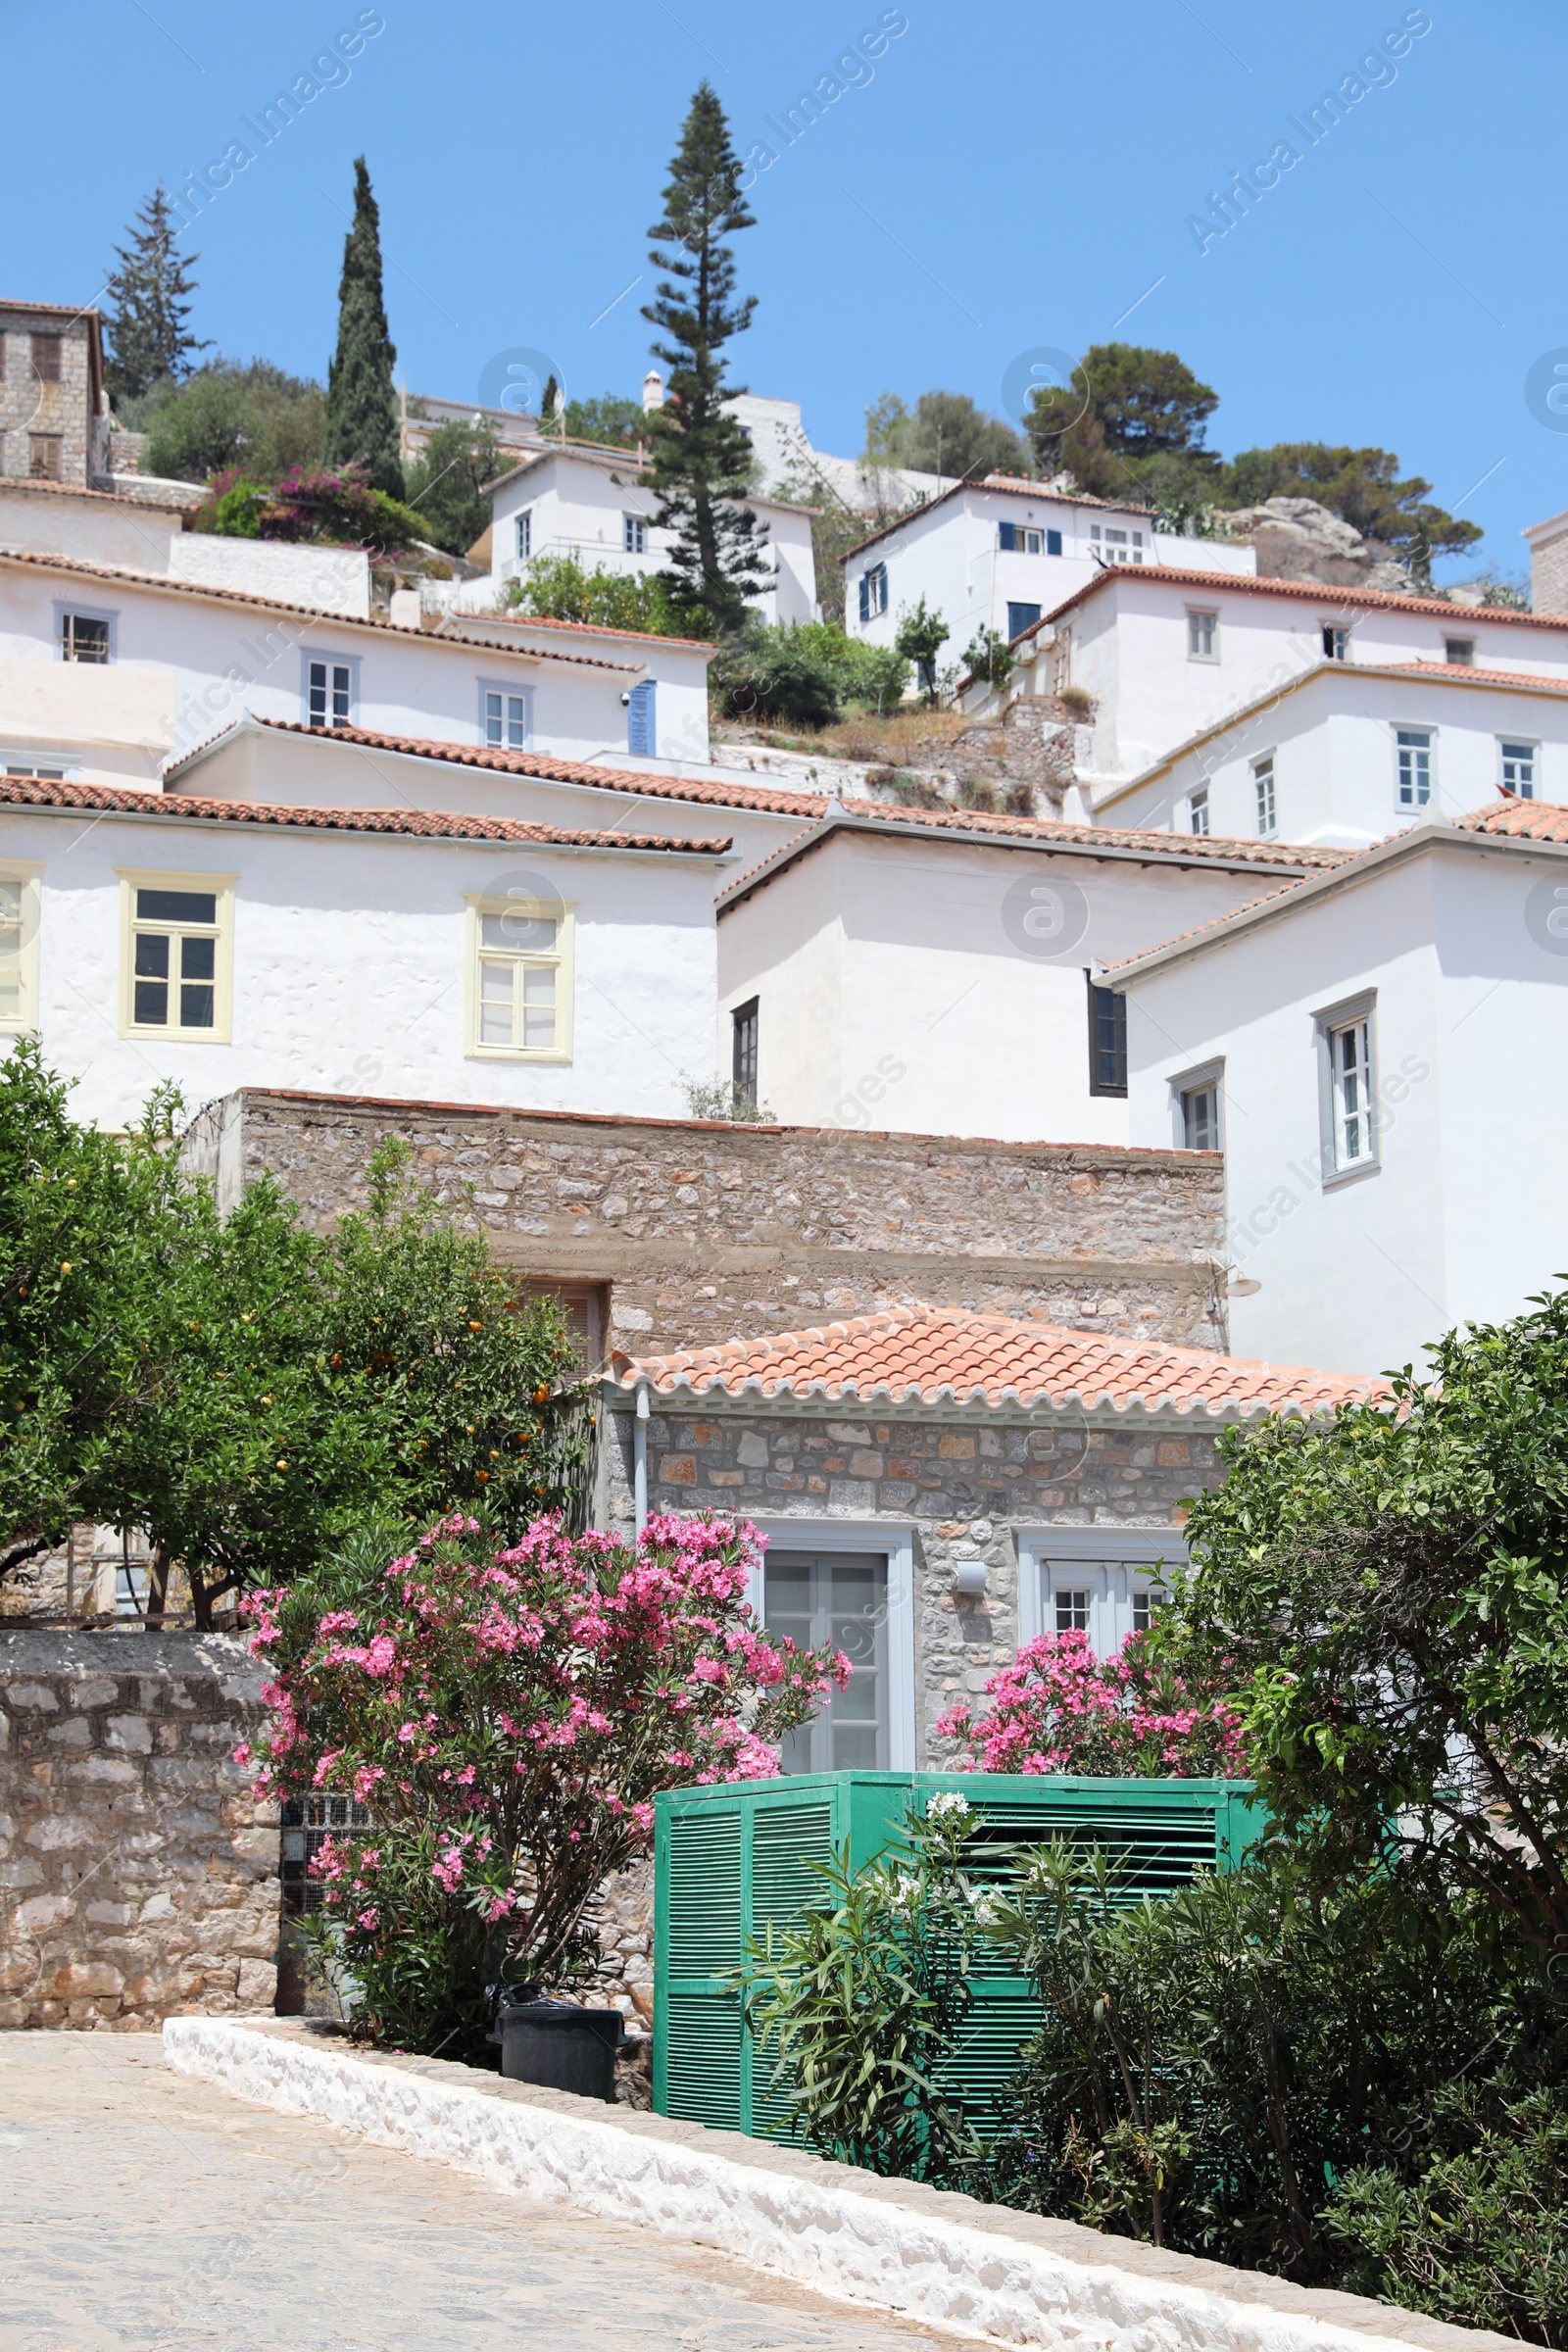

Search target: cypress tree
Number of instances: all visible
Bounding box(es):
[103,185,207,404]
[642,85,766,636]
[325,157,404,497]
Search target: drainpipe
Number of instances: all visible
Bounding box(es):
[633,1384,650,1539]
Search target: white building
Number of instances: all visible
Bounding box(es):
[977,564,1568,815]
[1109,797,1568,1377]
[1091,657,1568,850]
[716,800,1342,1144]
[842,479,1255,678]
[0,771,733,1131]
[473,443,817,629]
[0,548,713,783]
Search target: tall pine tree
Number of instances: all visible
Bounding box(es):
[642,86,766,636]
[103,186,207,405]
[325,157,404,498]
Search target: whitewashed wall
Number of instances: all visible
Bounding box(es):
[0,801,727,1131]
[1120,837,1568,1374]
[0,487,187,572]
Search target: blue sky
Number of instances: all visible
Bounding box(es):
[8,1,1565,584]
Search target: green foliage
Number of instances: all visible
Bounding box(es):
[960,626,1015,688]
[402,418,513,556]
[715,621,908,726]
[740,1795,986,2181]
[1219,441,1482,574]
[563,392,648,450]
[680,1076,776,1124]
[1025,344,1219,503]
[895,596,950,701]
[1172,1284,1568,1953]
[501,552,684,636]
[130,359,327,485]
[191,464,430,560]
[870,390,1029,481]
[642,84,768,635]
[103,183,207,405]
[325,155,404,499]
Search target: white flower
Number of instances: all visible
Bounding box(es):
[926,1790,973,1821]
[889,1871,922,1909]
[965,1887,1001,1926]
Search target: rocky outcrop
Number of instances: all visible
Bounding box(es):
[1224,496,1411,594]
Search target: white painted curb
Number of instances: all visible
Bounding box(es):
[165,2018,1505,2352]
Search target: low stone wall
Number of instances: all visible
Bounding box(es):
[0,1631,279,2030]
[179,1089,1228,1357]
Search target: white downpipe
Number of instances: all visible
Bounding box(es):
[633,1386,650,1537]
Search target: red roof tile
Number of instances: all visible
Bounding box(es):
[0,771,729,853]
[1017,564,1568,641]
[839,473,1149,563]
[443,606,716,653]
[1380,660,1568,691]
[1458,797,1568,841]
[616,1306,1385,1420]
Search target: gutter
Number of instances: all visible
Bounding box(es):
[633,1383,650,1536]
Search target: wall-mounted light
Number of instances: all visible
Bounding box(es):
[953,1560,988,1597]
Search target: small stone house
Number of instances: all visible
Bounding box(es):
[0,302,110,488]
[601,1306,1380,1767]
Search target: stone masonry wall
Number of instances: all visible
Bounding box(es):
[0,1631,279,2031]
[180,1091,1228,1358]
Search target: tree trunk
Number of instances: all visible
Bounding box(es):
[144,1544,172,1632]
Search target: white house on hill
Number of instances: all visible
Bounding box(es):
[1109,797,1568,1377]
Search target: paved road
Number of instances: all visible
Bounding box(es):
[1,2034,988,2352]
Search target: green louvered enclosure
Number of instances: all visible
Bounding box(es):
[653,1772,1263,2140]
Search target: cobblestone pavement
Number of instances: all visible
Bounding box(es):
[1,2035,992,2352]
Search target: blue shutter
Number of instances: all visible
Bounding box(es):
[1047,528,1062,556]
[998,521,1017,551]
[858,571,871,623]
[626,680,657,756]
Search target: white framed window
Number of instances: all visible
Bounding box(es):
[999,521,1046,554]
[1396,726,1433,808]
[1316,996,1377,1177]
[57,607,115,664]
[480,684,532,751]
[0,864,42,1034]
[304,655,356,730]
[1187,784,1210,835]
[465,894,573,1061]
[1252,752,1277,837]
[1017,1528,1188,1658]
[118,871,234,1044]
[1500,739,1537,798]
[858,562,889,621]
[742,1515,915,1771]
[1090,522,1146,564]
[1444,635,1475,667]
[1321,624,1349,661]
[514,510,533,562]
[622,513,648,555]
[3,759,69,780]
[1186,609,1218,662]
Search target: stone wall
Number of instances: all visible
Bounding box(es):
[180,1090,1228,1358]
[0,1630,279,2030]
[0,310,99,487]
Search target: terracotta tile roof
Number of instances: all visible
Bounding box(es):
[170,718,833,820]
[839,473,1148,564]
[1382,660,1568,691]
[1015,564,1568,642]
[1458,797,1568,841]
[442,606,716,653]
[0,771,729,854]
[0,298,102,319]
[615,1306,1386,1421]
[0,549,639,670]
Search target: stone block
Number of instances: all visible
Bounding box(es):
[106,1716,152,1753]
[24,1814,97,1852]
[236,1957,277,2007]
[4,1683,59,1711]
[70,1679,120,1710]
[85,1901,132,1927]
[0,1856,44,1887]
[45,1719,91,1747]
[13,1892,74,1931]
[47,1960,124,1997]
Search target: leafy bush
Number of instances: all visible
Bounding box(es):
[960,626,1015,689]
[715,622,910,728]
[403,417,514,556]
[246,1509,847,2058]
[938,1627,1244,1778]
[128,358,328,484]
[500,553,683,636]
[192,462,430,561]
[562,392,647,450]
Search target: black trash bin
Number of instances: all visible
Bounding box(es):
[493,1985,623,2102]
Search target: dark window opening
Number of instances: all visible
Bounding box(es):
[1087,975,1127,1097]
[731,997,759,1111]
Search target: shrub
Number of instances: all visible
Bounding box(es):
[500,553,682,636]
[937,1627,1244,1778]
[130,358,328,484]
[192,461,430,561]
[403,417,513,557]
[961,626,1015,689]
[244,1509,848,2059]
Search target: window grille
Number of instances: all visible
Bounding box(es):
[1396,728,1432,808]
[765,1552,889,1772]
[280,1793,375,1917]
[731,997,759,1109]
[1086,977,1127,1096]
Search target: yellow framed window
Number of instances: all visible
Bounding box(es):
[0,867,42,1033]
[119,872,234,1043]
[466,897,573,1061]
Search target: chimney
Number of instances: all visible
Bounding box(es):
[642,369,664,414]
[388,588,421,629]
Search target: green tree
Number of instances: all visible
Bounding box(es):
[1028,343,1218,471]
[564,391,648,449]
[1219,441,1482,577]
[873,389,1029,482]
[502,551,681,636]
[104,184,208,405]
[895,596,949,702]
[642,84,767,635]
[130,359,327,485]
[325,156,404,498]
[403,416,512,556]
[1171,1283,1568,1953]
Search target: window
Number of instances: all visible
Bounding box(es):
[857,562,888,621]
[481,686,530,750]
[1006,601,1042,641]
[626,678,657,756]
[120,874,232,1042]
[1501,740,1537,798]
[1322,625,1349,661]
[30,334,61,384]
[1188,784,1210,835]
[765,1551,888,1772]
[1090,522,1146,564]
[1253,752,1277,837]
[0,869,40,1032]
[306,658,353,729]
[1396,726,1433,808]
[28,435,62,480]
[1187,609,1218,661]
[514,510,532,562]
[622,514,648,555]
[466,896,572,1060]
[1086,975,1127,1096]
[1444,636,1475,666]
[1132,1585,1168,1636]
[1018,1529,1188,1655]
[59,612,111,663]
[1327,1012,1375,1170]
[1054,1588,1091,1635]
[5,763,65,779]
[1181,1080,1220,1152]
[999,522,1046,554]
[731,996,759,1111]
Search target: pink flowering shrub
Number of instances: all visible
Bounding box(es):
[937,1630,1246,1779]
[242,1509,846,2057]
